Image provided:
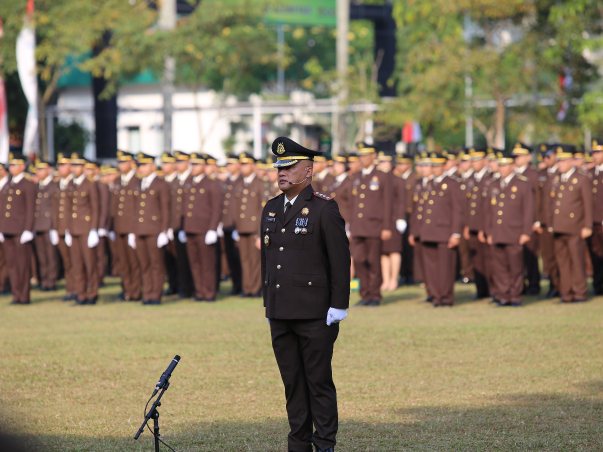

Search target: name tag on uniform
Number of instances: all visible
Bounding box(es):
[265,217,276,222]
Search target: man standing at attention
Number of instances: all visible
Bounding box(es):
[262,137,350,452]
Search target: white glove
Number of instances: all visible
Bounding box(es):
[231,230,240,242]
[87,229,99,248]
[0,233,4,243]
[326,307,348,326]
[178,230,187,243]
[20,230,34,244]
[98,228,108,238]
[396,219,408,234]
[205,230,218,245]
[128,233,136,249]
[108,231,116,242]
[65,231,73,247]
[49,229,59,246]
[167,228,174,241]
[217,223,224,238]
[157,231,169,248]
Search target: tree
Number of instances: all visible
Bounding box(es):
[383,0,599,148]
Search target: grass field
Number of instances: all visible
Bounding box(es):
[1,278,602,451]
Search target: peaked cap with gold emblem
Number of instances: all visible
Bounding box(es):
[271,136,323,168]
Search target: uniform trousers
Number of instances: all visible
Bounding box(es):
[270,319,339,452]
[95,237,108,286]
[238,233,261,295]
[185,233,217,300]
[175,230,194,298]
[523,232,541,293]
[490,243,524,302]
[421,241,456,305]
[413,240,425,284]
[3,235,32,302]
[135,234,165,302]
[164,240,179,293]
[223,226,242,294]
[115,233,141,300]
[0,243,8,291]
[69,235,98,301]
[458,236,474,281]
[540,228,559,291]
[34,231,58,289]
[553,233,587,301]
[401,216,415,282]
[350,236,382,301]
[587,224,603,295]
[468,232,490,298]
[58,236,75,295]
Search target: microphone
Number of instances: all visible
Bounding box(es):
[153,355,180,396]
[288,176,309,185]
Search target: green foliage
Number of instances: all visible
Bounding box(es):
[386,0,600,147]
[54,120,89,154]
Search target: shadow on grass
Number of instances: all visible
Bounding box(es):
[9,386,602,451]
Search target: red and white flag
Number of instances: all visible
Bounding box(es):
[16,0,38,157]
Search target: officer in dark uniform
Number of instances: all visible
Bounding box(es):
[262,137,350,452]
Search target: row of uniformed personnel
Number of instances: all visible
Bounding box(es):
[0,150,279,305]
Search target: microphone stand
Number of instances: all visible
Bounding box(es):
[134,381,170,452]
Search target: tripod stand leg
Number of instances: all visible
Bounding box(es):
[153,410,160,452]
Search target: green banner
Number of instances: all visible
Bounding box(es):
[265,0,336,26]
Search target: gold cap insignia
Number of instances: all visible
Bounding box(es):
[277,143,285,155]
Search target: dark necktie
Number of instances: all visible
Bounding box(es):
[284,201,292,215]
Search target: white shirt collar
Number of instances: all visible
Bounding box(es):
[335,173,347,183]
[474,167,488,181]
[121,169,136,185]
[73,174,87,186]
[515,165,528,174]
[502,173,515,186]
[141,173,157,190]
[434,174,446,184]
[164,172,178,183]
[284,194,299,207]
[39,175,53,187]
[445,167,457,177]
[244,173,256,184]
[595,164,603,174]
[317,168,330,180]
[0,176,8,190]
[193,174,205,184]
[59,174,73,190]
[401,168,412,179]
[462,169,474,179]
[178,168,192,184]
[561,167,575,181]
[361,165,375,176]
[11,173,25,184]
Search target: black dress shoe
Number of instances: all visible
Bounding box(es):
[143,299,161,305]
[75,298,88,305]
[524,287,541,296]
[315,446,334,452]
[63,294,76,302]
[425,295,433,303]
[509,301,522,307]
[193,296,206,302]
[355,299,369,306]
[366,299,381,307]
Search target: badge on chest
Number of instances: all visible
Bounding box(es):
[294,217,309,234]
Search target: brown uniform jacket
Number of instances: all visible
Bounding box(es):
[329,174,351,224]
[96,180,111,231]
[69,176,99,236]
[591,166,603,224]
[466,170,490,232]
[348,167,393,238]
[391,173,407,222]
[134,176,170,236]
[34,178,59,232]
[183,176,223,234]
[55,177,72,235]
[111,173,139,234]
[409,177,430,238]
[234,174,265,235]
[516,165,540,228]
[172,173,192,231]
[222,176,242,228]
[419,175,462,243]
[0,175,36,234]
[547,169,593,235]
[485,174,534,244]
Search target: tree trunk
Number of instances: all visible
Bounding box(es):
[493,96,505,149]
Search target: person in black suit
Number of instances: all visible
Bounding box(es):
[261,137,351,452]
